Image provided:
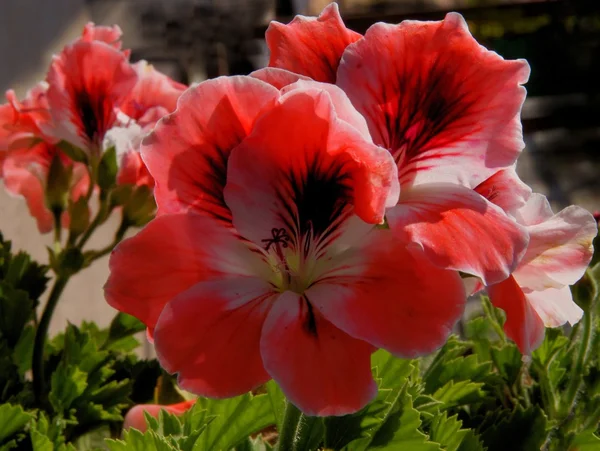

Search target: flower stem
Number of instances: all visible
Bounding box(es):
[559,307,593,419]
[276,401,304,451]
[32,275,69,403]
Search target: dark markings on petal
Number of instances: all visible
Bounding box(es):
[381,56,477,163]
[276,148,353,244]
[302,295,318,337]
[76,90,102,142]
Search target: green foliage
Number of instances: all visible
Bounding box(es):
[0,403,34,448]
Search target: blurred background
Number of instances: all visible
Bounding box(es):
[0,0,598,352]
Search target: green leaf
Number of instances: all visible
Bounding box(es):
[361,387,441,451]
[12,325,35,375]
[45,153,74,212]
[49,363,88,414]
[569,430,600,450]
[324,351,415,450]
[104,313,145,351]
[432,380,486,410]
[424,337,493,393]
[124,186,156,227]
[456,431,486,451]
[68,197,91,238]
[0,282,33,347]
[192,393,275,451]
[98,146,118,191]
[490,344,522,387]
[106,428,178,451]
[0,403,34,445]
[57,140,88,164]
[479,406,547,451]
[265,381,285,431]
[428,413,468,451]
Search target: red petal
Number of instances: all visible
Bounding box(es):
[46,40,137,153]
[154,278,274,398]
[249,67,311,89]
[2,144,54,233]
[124,400,196,432]
[117,150,154,187]
[80,23,123,49]
[105,213,262,331]
[280,80,371,137]
[122,61,187,124]
[309,229,465,358]
[474,167,531,215]
[224,87,398,249]
[488,275,545,354]
[266,3,361,83]
[387,183,529,285]
[260,292,377,416]
[337,13,530,188]
[141,76,279,223]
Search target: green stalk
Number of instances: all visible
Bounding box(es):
[276,401,304,451]
[559,308,593,419]
[32,275,69,403]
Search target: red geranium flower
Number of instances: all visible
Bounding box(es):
[0,84,89,233]
[123,400,196,432]
[265,4,531,286]
[105,78,466,415]
[475,170,597,353]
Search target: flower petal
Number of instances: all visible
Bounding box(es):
[281,80,371,137]
[124,400,196,432]
[122,61,187,124]
[266,3,361,83]
[474,167,532,215]
[513,193,553,226]
[525,286,583,328]
[80,23,123,49]
[514,203,597,290]
[387,183,529,285]
[308,229,465,358]
[488,275,545,354]
[46,40,137,153]
[249,67,311,89]
[260,291,377,416]
[154,278,274,398]
[105,213,262,331]
[224,87,398,250]
[337,13,530,187]
[141,76,279,222]
[3,145,54,233]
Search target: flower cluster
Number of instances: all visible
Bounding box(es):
[2,3,592,418]
[0,23,186,233]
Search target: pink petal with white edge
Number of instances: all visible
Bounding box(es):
[105,213,263,331]
[249,67,311,90]
[514,193,554,226]
[281,80,371,137]
[488,275,545,354]
[141,76,279,222]
[474,167,532,216]
[81,23,123,48]
[337,13,530,188]
[514,203,597,290]
[266,3,361,83]
[260,291,377,416]
[525,286,583,328]
[308,229,465,358]
[223,87,398,249]
[387,183,529,285]
[154,278,274,398]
